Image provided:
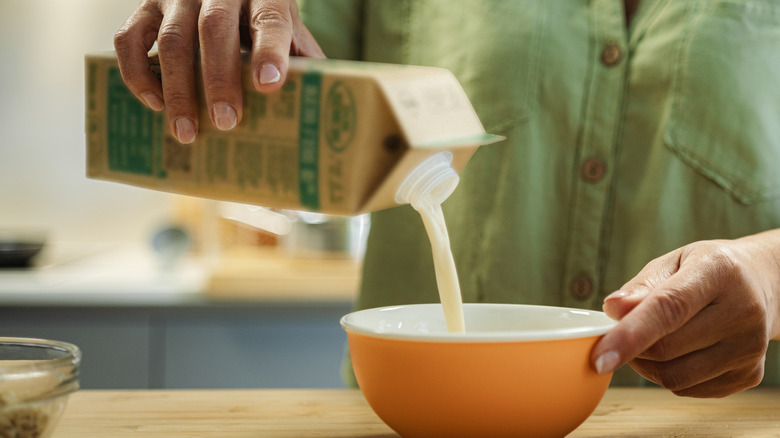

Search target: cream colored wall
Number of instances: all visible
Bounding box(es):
[0,0,174,245]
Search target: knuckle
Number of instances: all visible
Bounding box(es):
[745,331,769,360]
[113,27,132,50]
[115,1,163,50]
[658,371,689,391]
[643,339,673,362]
[163,90,194,112]
[741,294,766,320]
[157,23,193,54]
[199,6,235,35]
[250,6,292,31]
[653,290,693,330]
[711,244,739,268]
[630,359,685,391]
[744,363,765,389]
[655,369,686,392]
[708,244,746,284]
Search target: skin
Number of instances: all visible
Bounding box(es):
[114,0,780,398]
[592,231,780,398]
[113,0,324,144]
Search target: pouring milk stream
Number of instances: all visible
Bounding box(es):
[396,152,465,333]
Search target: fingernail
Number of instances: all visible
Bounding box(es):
[175,117,196,144]
[595,350,620,375]
[258,63,281,85]
[605,290,632,301]
[212,102,237,131]
[142,92,164,111]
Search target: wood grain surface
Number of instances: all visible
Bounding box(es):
[52,388,780,437]
[205,247,361,302]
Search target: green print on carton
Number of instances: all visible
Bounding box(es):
[298,72,322,210]
[325,81,356,154]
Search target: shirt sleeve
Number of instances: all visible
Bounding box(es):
[297,0,365,61]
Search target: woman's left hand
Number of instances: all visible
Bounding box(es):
[591,232,780,397]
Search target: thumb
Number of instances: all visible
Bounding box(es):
[591,266,711,375]
[602,250,683,320]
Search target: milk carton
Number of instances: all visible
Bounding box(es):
[85,52,502,215]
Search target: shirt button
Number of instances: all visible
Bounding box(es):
[570,274,594,300]
[581,158,606,182]
[601,43,622,66]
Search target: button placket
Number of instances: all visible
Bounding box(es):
[561,0,627,308]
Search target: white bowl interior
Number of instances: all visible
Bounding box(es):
[341,303,616,342]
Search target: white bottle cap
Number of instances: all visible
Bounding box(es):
[395,151,459,210]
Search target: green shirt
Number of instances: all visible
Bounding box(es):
[299,0,780,387]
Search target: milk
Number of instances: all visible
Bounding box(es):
[395,151,466,333]
[417,202,465,333]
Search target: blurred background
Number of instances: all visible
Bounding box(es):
[0,0,364,391]
[0,0,173,246]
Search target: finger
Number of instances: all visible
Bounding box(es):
[591,262,714,375]
[288,0,325,58]
[248,0,294,92]
[630,334,760,392]
[636,306,722,361]
[602,288,647,320]
[669,362,765,398]
[114,3,165,111]
[603,250,682,320]
[632,353,765,398]
[635,292,762,361]
[157,0,201,144]
[198,0,243,131]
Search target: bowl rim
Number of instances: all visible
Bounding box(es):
[340,303,617,342]
[0,337,82,372]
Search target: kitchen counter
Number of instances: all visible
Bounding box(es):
[0,244,360,306]
[54,388,780,437]
[0,243,206,306]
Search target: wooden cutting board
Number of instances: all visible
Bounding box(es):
[205,247,361,302]
[53,388,780,437]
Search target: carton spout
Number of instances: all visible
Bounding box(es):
[395,152,459,209]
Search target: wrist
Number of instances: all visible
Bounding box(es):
[737,230,780,340]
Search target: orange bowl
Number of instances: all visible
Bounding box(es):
[341,303,616,438]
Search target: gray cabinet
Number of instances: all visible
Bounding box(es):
[0,303,352,389]
[161,305,350,388]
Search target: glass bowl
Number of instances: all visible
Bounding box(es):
[0,338,81,438]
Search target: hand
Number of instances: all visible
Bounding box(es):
[591,233,780,398]
[114,0,325,144]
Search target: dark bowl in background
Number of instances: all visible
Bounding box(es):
[0,230,46,268]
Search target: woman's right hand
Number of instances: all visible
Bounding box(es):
[113,0,325,144]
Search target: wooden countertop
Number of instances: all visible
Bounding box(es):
[53,388,780,437]
[205,247,361,302]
